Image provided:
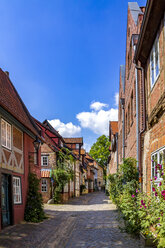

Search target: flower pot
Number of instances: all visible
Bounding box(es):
[140,232,157,247]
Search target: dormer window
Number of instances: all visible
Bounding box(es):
[76,144,79,149]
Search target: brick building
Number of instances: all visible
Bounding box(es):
[0,69,42,231]
[134,0,165,192]
[124,2,144,160]
[35,120,78,202]
[118,2,145,170]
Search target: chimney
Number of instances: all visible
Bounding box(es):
[5,71,9,77]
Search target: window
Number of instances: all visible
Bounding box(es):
[128,104,130,132]
[41,179,47,192]
[131,92,133,123]
[34,147,38,165]
[13,177,22,204]
[1,119,11,149]
[125,113,127,139]
[76,144,79,149]
[41,155,49,166]
[150,36,160,89]
[151,147,165,188]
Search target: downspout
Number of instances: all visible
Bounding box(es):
[135,66,140,180]
[120,98,125,159]
[116,133,119,171]
[135,65,146,188]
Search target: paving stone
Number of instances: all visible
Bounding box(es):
[0,192,143,248]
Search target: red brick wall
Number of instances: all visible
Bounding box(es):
[13,133,41,225]
[124,7,139,160]
[142,18,165,193]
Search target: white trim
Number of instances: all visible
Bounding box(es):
[13,177,22,204]
[151,145,165,155]
[1,118,11,150]
[164,12,165,39]
[41,155,49,166]
[150,35,160,89]
[151,146,165,190]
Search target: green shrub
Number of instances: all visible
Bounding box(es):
[24,173,45,222]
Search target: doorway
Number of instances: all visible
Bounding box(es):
[1,174,12,228]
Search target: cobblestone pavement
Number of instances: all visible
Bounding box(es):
[0,192,143,248]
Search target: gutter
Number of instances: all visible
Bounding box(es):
[120,98,125,160]
[116,133,119,171]
[135,65,146,189]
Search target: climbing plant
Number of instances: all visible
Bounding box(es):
[51,147,74,203]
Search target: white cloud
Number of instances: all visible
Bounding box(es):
[83,143,92,152]
[115,93,119,106]
[48,119,81,137]
[90,101,109,111]
[77,108,118,136]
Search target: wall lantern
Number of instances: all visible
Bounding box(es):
[33,136,41,150]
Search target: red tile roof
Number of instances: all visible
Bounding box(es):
[0,69,39,135]
[110,121,118,135]
[64,137,83,144]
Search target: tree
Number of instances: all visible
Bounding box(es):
[89,135,110,169]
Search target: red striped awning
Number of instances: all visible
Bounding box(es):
[41,170,50,178]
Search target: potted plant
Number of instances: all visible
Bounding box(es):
[140,231,157,247]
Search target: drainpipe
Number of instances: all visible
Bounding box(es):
[135,66,140,179]
[135,65,145,188]
[120,98,125,160]
[116,133,119,171]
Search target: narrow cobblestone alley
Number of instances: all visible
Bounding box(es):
[0,192,142,248]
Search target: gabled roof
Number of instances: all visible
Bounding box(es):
[0,69,39,136]
[110,121,118,135]
[34,118,60,152]
[43,120,63,138]
[134,0,165,64]
[128,2,143,25]
[86,153,94,161]
[64,137,83,144]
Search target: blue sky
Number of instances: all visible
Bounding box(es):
[0,0,146,151]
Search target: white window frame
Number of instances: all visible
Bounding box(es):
[76,144,79,149]
[41,155,49,166]
[151,146,165,189]
[13,177,22,204]
[41,179,47,192]
[1,118,11,150]
[164,12,165,39]
[150,35,160,89]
